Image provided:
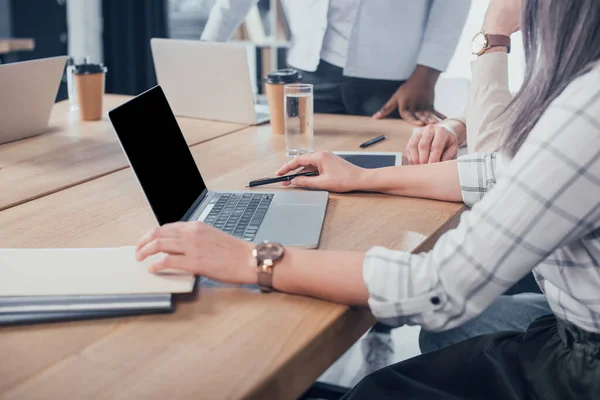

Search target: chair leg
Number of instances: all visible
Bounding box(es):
[298,382,350,400]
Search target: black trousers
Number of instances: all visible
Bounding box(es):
[294,60,404,117]
[341,314,600,399]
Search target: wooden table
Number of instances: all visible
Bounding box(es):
[0,38,34,55]
[0,95,247,211]
[0,115,464,399]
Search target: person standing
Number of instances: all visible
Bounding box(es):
[200,0,471,125]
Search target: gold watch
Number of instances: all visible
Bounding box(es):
[471,31,511,56]
[252,241,285,292]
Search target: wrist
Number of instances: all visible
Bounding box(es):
[481,25,514,37]
[411,65,440,86]
[356,167,377,191]
[481,15,518,37]
[242,241,258,285]
[271,247,300,293]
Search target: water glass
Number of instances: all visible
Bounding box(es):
[284,84,314,157]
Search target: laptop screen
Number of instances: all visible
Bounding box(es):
[108,86,207,225]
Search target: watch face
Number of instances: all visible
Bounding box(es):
[255,241,284,263]
[472,32,488,55]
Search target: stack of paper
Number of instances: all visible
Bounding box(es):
[0,246,196,325]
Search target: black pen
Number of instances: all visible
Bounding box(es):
[359,135,386,148]
[246,171,319,188]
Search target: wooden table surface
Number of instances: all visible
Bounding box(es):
[0,38,35,55]
[0,95,247,212]
[0,115,464,399]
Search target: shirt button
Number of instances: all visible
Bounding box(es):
[430,296,441,305]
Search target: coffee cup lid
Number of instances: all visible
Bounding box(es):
[264,68,301,84]
[74,63,107,75]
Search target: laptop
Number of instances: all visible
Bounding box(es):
[150,38,270,125]
[108,86,328,248]
[0,56,67,144]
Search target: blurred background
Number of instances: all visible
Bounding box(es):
[0,0,524,106]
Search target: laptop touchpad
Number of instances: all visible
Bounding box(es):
[254,205,324,247]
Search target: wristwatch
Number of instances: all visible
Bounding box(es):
[252,241,285,292]
[471,31,511,55]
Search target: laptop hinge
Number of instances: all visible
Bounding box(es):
[181,189,208,222]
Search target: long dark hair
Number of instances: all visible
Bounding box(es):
[502,0,600,156]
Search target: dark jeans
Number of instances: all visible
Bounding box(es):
[419,293,552,353]
[342,315,600,400]
[293,60,404,117]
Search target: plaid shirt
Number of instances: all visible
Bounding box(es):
[363,65,600,333]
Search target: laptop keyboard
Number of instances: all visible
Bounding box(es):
[201,193,273,241]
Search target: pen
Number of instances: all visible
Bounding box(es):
[359,135,386,148]
[246,171,319,188]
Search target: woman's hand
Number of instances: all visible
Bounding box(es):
[483,0,521,36]
[405,120,466,165]
[136,221,255,284]
[276,151,368,192]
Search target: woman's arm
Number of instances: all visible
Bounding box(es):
[276,151,465,203]
[465,1,521,153]
[466,51,514,153]
[359,160,462,201]
[271,249,369,306]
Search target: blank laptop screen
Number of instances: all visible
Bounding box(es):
[108,86,206,225]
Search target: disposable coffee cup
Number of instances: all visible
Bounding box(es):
[264,69,301,134]
[74,62,107,121]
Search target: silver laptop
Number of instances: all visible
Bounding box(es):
[108,86,327,248]
[0,56,67,144]
[150,38,270,125]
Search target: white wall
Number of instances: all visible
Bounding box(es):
[66,0,103,63]
[444,0,525,93]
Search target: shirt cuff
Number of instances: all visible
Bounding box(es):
[471,51,509,90]
[456,152,506,207]
[416,42,456,72]
[362,246,445,327]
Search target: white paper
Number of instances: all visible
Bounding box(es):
[0,246,195,296]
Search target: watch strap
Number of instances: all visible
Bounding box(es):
[257,266,273,293]
[486,34,511,53]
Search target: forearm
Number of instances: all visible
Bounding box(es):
[359,161,463,202]
[271,249,369,306]
[466,51,512,153]
[411,65,441,87]
[466,6,518,152]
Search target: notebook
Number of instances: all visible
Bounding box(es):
[0,308,173,325]
[0,246,195,297]
[0,294,173,314]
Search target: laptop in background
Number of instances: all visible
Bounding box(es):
[108,86,328,248]
[150,38,270,125]
[0,56,67,144]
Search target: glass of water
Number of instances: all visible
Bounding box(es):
[284,84,314,157]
